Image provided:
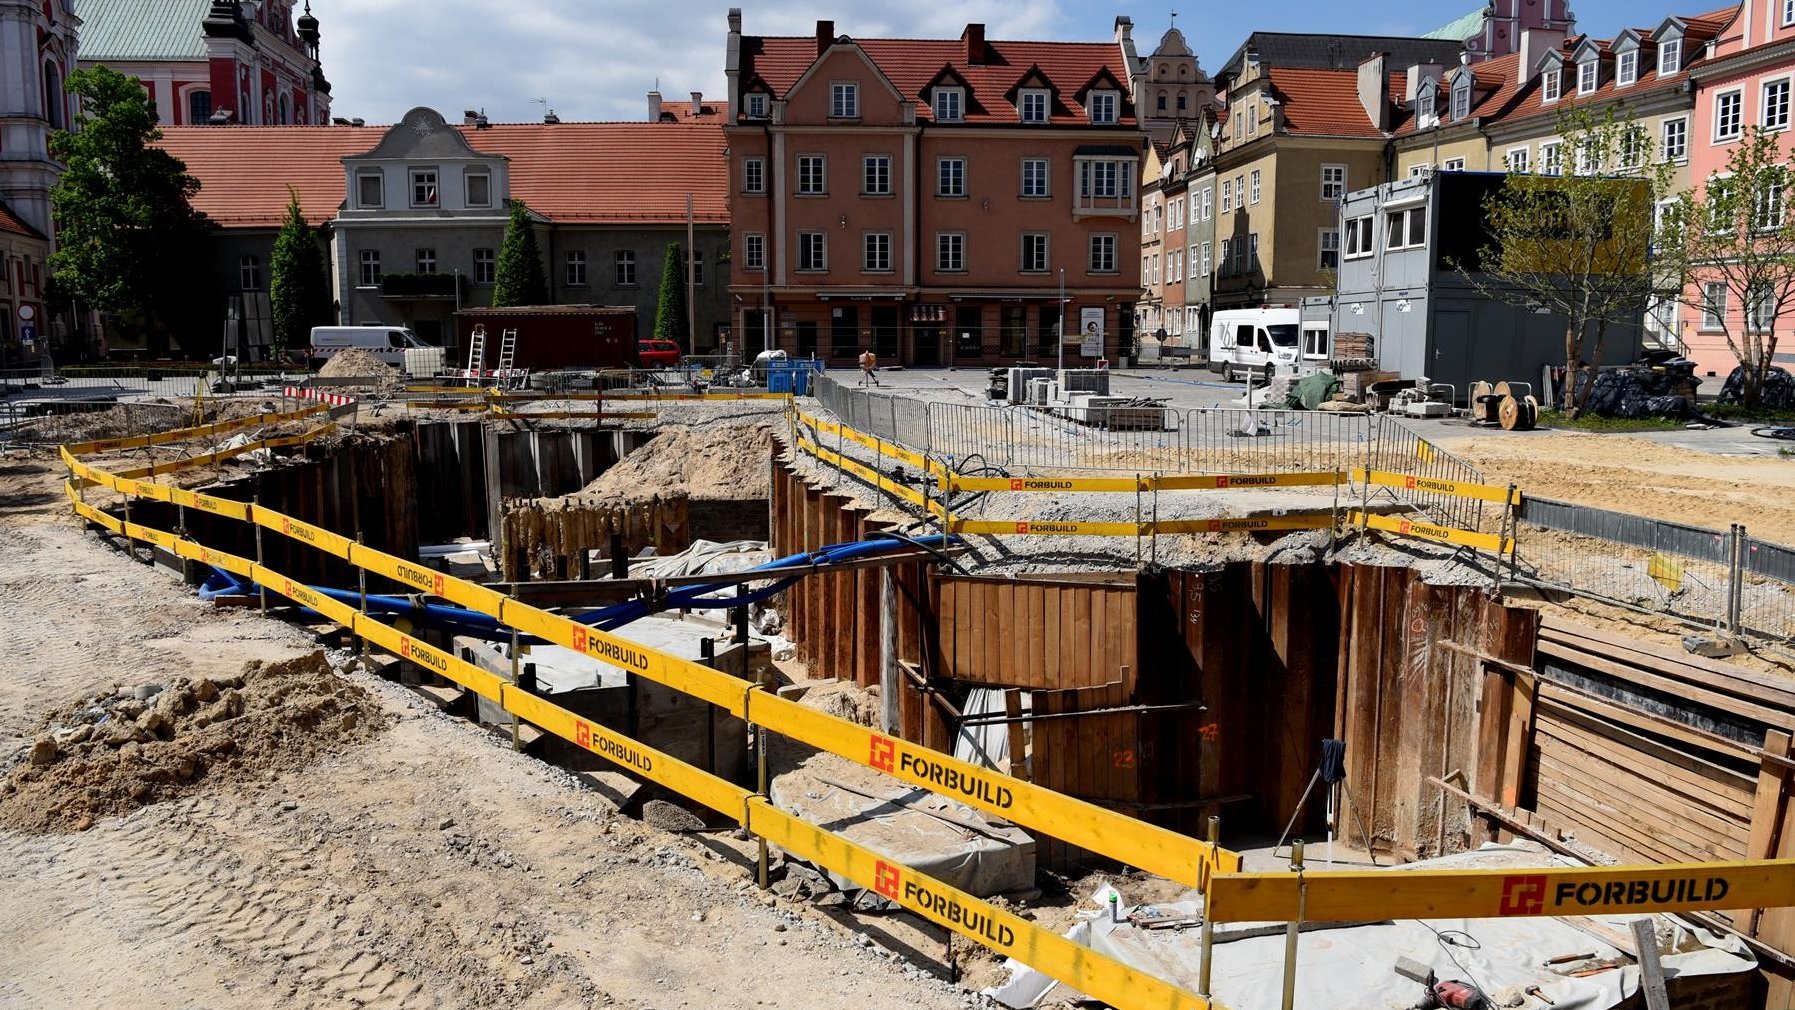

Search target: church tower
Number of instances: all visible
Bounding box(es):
[1468,0,1575,61]
[0,0,79,238]
[1134,20,1214,140]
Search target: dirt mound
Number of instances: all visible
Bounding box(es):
[570,422,773,503]
[36,401,186,443]
[317,348,396,379]
[0,650,384,833]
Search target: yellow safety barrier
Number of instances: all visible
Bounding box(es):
[61,402,331,456]
[1353,468,1521,506]
[793,408,939,475]
[952,519,1143,537]
[111,424,339,479]
[63,476,1224,1010]
[1348,510,1514,555]
[1153,514,1337,535]
[797,435,943,517]
[1206,859,1795,923]
[941,472,1347,493]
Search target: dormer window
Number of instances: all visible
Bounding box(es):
[1451,81,1471,120]
[411,169,438,208]
[1416,82,1439,128]
[745,92,769,118]
[933,86,964,123]
[1543,68,1562,103]
[1617,49,1638,86]
[1578,59,1598,95]
[1659,37,1682,76]
[1089,90,1119,125]
[1019,88,1049,123]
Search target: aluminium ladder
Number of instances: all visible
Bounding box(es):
[496,328,518,389]
[464,325,488,388]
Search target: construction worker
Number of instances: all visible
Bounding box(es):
[858,348,881,387]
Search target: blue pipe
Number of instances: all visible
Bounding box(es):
[200,534,959,641]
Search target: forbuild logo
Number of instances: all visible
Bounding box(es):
[869,736,896,773]
[874,860,902,900]
[1500,875,1547,916]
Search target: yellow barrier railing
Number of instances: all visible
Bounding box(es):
[62,430,1226,1010]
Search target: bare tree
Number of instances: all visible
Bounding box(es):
[1455,108,1676,418]
[1663,126,1795,408]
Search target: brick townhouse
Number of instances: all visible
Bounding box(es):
[724,10,1147,367]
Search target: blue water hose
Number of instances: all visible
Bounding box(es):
[199,534,959,642]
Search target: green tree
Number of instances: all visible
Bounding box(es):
[269,186,332,359]
[1662,126,1795,409]
[1454,108,1679,418]
[654,241,688,342]
[50,65,216,358]
[492,200,548,306]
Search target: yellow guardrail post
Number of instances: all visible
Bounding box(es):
[509,626,523,752]
[1198,813,1220,996]
[1134,474,1143,564]
[1281,839,1305,1010]
[252,496,266,614]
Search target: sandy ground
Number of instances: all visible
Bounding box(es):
[1439,429,1795,544]
[0,449,983,1010]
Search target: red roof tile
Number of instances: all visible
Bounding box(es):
[741,35,1134,126]
[464,123,728,224]
[1392,52,1528,136]
[158,125,384,227]
[1262,67,1387,137]
[1678,4,1740,39]
[158,121,728,228]
[0,200,44,240]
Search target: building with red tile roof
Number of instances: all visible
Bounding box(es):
[155,109,731,359]
[724,10,1145,366]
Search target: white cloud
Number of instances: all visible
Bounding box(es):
[311,0,1077,124]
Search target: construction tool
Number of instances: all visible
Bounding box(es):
[1525,985,1556,1005]
[1394,957,1490,1010]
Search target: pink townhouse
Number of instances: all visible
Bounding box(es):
[1687,2,1795,380]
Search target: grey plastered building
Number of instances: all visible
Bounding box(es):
[158,103,731,361]
[1329,171,1644,398]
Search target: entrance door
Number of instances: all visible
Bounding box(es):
[796,321,818,358]
[954,306,983,363]
[912,327,941,366]
[871,306,899,359]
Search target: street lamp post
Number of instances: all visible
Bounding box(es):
[1057,267,1066,376]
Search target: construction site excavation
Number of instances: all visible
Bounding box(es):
[5,368,1795,1010]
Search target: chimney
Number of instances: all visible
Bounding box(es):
[1357,53,1390,132]
[963,23,986,65]
[727,7,741,34]
[1518,28,1568,79]
[463,109,480,126]
[1403,63,1442,102]
[816,20,834,56]
[690,90,704,114]
[1114,15,1133,45]
[648,90,663,121]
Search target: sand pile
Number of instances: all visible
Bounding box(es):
[37,401,186,442]
[0,651,384,833]
[570,422,773,503]
[317,348,397,379]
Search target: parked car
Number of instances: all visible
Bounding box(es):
[637,339,683,367]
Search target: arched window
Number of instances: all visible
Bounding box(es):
[42,62,63,129]
[1177,94,1188,111]
[280,92,292,124]
[189,89,213,124]
[1157,91,1167,111]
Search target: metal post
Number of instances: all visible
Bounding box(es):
[1134,474,1143,565]
[1728,523,1746,636]
[510,627,523,752]
[121,496,135,561]
[1281,839,1306,1010]
[356,532,367,654]
[252,495,266,614]
[1151,483,1160,566]
[1197,814,1220,996]
[1057,268,1066,376]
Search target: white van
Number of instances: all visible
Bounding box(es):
[1207,308,1303,382]
[308,325,443,373]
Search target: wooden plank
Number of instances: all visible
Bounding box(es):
[1630,918,1672,1010]
[1005,690,1028,780]
[1540,615,1795,707]
[1532,721,1756,826]
[1534,681,1761,765]
[997,579,1016,686]
[1736,729,1795,929]
[1540,701,1759,805]
[1537,638,1795,730]
[1531,745,1751,858]
[1531,781,1712,865]
[1532,753,1746,860]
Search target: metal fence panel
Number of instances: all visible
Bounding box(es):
[1518,497,1732,565]
[1186,407,1372,476]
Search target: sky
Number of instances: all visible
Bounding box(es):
[313,0,1671,125]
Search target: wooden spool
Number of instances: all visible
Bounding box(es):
[1498,394,1538,431]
